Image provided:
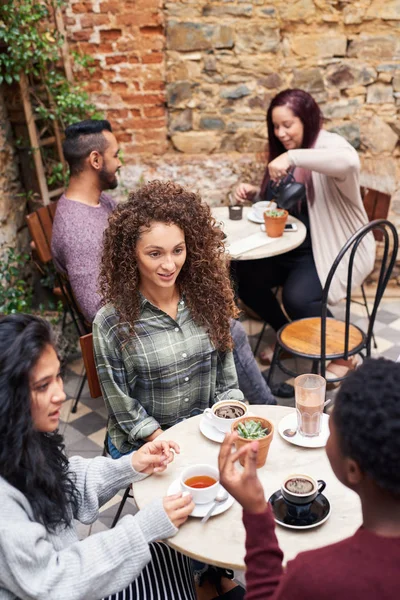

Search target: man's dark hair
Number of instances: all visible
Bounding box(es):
[63,119,112,176]
[334,357,400,495]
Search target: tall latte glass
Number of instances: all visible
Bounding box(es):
[295,374,326,437]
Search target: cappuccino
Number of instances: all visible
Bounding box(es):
[285,477,314,495]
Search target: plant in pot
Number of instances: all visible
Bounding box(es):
[232,417,274,468]
[263,209,288,238]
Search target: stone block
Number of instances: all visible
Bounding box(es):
[290,34,347,58]
[258,73,282,89]
[360,117,399,154]
[220,85,251,100]
[365,0,400,20]
[348,36,398,60]
[235,25,280,53]
[200,117,225,130]
[169,109,193,132]
[366,84,394,105]
[292,68,325,93]
[393,73,400,92]
[343,6,365,24]
[322,98,361,119]
[234,132,266,153]
[328,124,360,149]
[326,62,376,90]
[167,81,192,106]
[278,0,316,22]
[202,4,253,17]
[171,132,219,153]
[167,22,234,52]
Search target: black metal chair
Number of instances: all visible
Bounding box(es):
[267,219,398,385]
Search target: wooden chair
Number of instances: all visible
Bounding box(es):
[80,332,134,527]
[253,187,391,357]
[26,203,89,412]
[267,219,398,385]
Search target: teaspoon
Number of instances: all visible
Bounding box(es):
[201,488,229,524]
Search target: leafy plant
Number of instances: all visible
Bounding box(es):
[0,0,103,189]
[265,209,287,218]
[236,420,269,440]
[0,248,33,314]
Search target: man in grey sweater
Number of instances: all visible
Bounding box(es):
[51,120,275,406]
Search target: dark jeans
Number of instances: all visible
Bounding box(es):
[233,248,332,332]
[230,320,275,404]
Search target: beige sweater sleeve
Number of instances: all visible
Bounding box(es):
[287,145,359,180]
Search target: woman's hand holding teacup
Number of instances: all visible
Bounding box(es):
[219,433,267,514]
[131,439,180,475]
[233,183,259,204]
[163,493,195,528]
[268,153,291,181]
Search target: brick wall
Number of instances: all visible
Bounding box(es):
[66,0,167,155]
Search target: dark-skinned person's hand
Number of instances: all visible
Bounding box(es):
[218,432,268,514]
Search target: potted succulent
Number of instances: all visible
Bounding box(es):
[263,208,288,238]
[232,417,274,468]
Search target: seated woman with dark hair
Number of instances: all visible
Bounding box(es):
[0,313,196,600]
[219,357,400,599]
[93,180,250,458]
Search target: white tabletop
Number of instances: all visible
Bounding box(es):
[212,206,306,260]
[133,406,362,570]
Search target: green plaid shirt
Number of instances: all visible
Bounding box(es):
[93,296,243,453]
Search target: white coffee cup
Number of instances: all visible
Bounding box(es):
[253,200,277,221]
[180,464,220,504]
[203,399,248,433]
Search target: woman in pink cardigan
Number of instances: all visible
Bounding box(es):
[233,89,375,378]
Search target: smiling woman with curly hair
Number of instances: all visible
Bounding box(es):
[93,180,245,458]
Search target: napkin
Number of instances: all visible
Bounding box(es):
[227,231,275,258]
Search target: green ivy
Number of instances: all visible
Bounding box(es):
[0,0,103,187]
[0,248,33,314]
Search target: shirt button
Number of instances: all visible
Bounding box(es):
[184,397,189,402]
[184,377,189,382]
[174,327,179,332]
[180,301,184,305]
[182,353,187,358]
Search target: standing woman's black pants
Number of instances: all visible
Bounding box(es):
[232,247,332,332]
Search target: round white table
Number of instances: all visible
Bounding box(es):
[212,206,307,260]
[133,406,362,570]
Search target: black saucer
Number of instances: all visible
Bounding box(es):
[268,489,331,529]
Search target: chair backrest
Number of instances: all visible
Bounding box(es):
[26,203,58,264]
[321,219,399,360]
[80,333,102,398]
[57,270,91,335]
[360,187,391,242]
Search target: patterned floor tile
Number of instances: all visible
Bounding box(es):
[71,412,108,436]
[88,427,107,448]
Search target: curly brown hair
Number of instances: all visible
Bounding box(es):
[99,180,239,351]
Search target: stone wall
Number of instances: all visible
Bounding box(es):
[66,1,400,205]
[0,89,25,255]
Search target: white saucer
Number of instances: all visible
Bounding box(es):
[199,416,225,443]
[167,478,234,518]
[247,209,264,224]
[278,412,330,448]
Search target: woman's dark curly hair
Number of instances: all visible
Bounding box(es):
[99,180,238,351]
[0,314,80,531]
[334,357,400,495]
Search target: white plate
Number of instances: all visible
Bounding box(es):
[199,416,225,443]
[278,412,330,448]
[167,478,234,518]
[247,209,264,224]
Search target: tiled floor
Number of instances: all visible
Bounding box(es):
[62,297,400,536]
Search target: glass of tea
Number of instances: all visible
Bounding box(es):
[180,464,219,504]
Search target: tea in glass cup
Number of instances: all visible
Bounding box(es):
[295,374,326,437]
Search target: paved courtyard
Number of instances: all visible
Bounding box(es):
[61,296,400,536]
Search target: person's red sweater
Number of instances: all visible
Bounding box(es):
[243,506,400,599]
